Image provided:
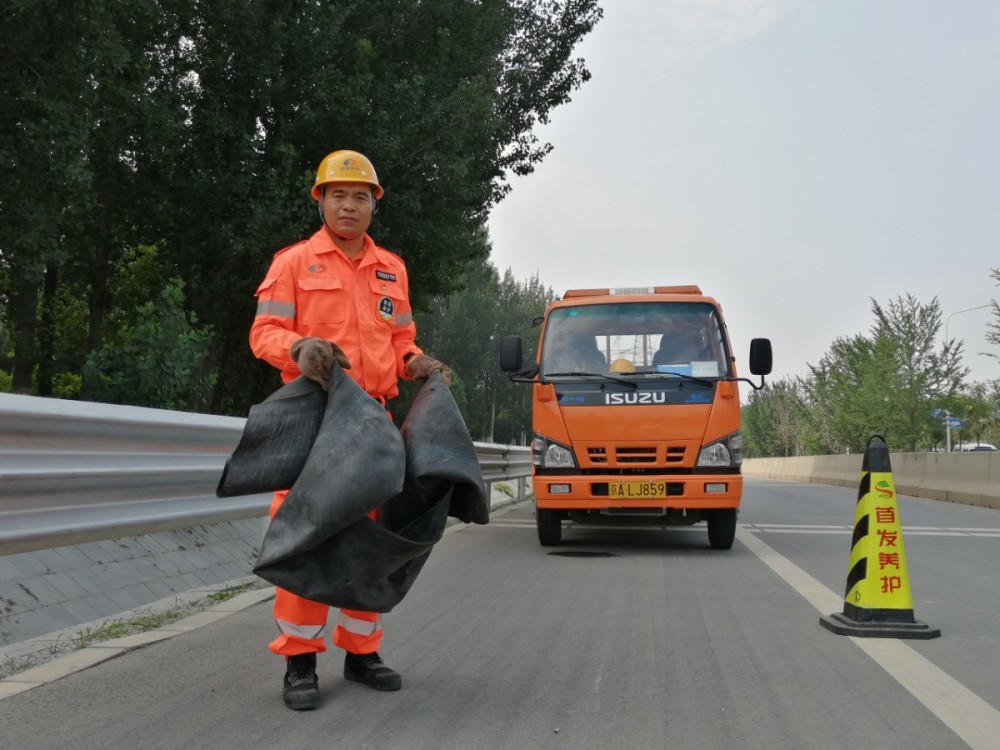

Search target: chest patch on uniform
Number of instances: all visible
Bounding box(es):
[375,270,397,282]
[308,263,326,273]
[377,296,395,321]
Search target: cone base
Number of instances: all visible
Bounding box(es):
[819,612,941,639]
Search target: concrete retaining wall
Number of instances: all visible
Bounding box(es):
[743,452,1000,510]
[0,519,264,648]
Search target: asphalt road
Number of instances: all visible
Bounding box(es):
[1,478,999,750]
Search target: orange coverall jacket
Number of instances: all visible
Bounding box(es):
[250,228,423,400]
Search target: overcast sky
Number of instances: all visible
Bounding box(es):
[488,0,1000,392]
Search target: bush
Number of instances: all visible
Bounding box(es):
[83,279,216,410]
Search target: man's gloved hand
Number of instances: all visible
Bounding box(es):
[406,354,452,386]
[290,337,351,391]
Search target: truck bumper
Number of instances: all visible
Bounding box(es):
[533,474,742,510]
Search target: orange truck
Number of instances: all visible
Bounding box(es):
[500,285,772,550]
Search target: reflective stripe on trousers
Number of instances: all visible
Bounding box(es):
[267,489,384,657]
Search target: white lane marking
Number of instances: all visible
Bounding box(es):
[743,523,1000,537]
[495,521,1000,537]
[947,528,1000,533]
[751,524,847,529]
[756,529,850,534]
[737,528,1000,750]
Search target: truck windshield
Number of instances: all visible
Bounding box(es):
[540,302,730,379]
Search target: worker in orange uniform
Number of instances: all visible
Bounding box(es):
[250,149,451,711]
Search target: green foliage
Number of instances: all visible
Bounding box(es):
[986,268,1000,356]
[744,294,976,457]
[742,378,814,458]
[0,370,11,393]
[393,259,554,442]
[937,382,1000,449]
[2,1,602,413]
[82,279,216,410]
[51,372,82,399]
[799,295,967,454]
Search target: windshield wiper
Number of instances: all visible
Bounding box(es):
[542,371,639,389]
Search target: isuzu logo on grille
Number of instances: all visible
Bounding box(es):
[604,392,668,405]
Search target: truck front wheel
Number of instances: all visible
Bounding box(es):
[707,508,737,550]
[536,508,563,546]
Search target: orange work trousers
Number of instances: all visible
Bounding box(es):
[266,490,383,657]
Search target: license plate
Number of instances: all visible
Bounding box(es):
[608,480,668,499]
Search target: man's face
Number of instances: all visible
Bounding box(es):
[321,182,375,238]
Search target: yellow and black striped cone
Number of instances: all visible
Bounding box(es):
[820,434,940,639]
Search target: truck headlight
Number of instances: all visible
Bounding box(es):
[531,435,577,469]
[697,431,742,467]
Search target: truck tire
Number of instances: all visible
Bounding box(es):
[707,508,736,550]
[536,508,563,546]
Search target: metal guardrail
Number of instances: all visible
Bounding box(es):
[0,393,532,557]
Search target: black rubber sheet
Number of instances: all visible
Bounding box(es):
[217,365,488,611]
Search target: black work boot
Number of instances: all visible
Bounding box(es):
[283,652,320,710]
[343,651,402,691]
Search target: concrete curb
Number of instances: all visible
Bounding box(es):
[0,578,274,700]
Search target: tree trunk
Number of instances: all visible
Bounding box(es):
[10,280,40,394]
[36,265,59,396]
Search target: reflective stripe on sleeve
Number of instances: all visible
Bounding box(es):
[393,312,413,327]
[338,612,382,636]
[275,619,326,640]
[256,299,296,319]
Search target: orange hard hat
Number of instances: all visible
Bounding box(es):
[311,150,384,201]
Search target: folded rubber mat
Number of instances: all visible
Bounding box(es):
[217,365,488,611]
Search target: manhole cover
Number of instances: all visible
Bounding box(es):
[546,550,617,558]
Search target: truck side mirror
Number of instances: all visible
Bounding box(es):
[749,338,773,376]
[499,335,524,373]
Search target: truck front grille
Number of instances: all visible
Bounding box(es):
[587,445,688,466]
[616,447,656,464]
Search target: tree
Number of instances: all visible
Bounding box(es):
[492,267,552,443]
[398,258,554,442]
[986,267,1000,358]
[804,295,966,452]
[2,1,602,413]
[1,0,185,396]
[741,378,815,457]
[937,381,1000,449]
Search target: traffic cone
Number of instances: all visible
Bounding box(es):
[819,434,940,639]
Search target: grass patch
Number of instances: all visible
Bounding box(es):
[494,482,514,498]
[2,655,39,677]
[73,609,188,649]
[206,580,256,603]
[0,578,266,681]
[69,581,260,650]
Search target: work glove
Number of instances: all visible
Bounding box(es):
[290,337,351,391]
[406,354,452,386]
